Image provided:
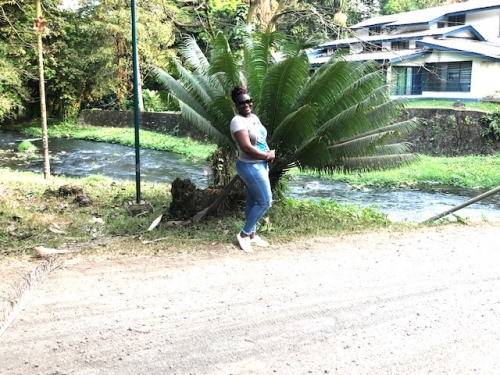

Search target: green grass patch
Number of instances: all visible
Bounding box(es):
[292,154,500,190]
[16,140,38,152]
[407,99,500,113]
[21,121,217,162]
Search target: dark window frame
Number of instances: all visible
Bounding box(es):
[423,61,472,93]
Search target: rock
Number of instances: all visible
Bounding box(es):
[73,195,92,207]
[59,184,83,196]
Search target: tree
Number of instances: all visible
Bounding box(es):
[379,0,448,15]
[35,0,50,179]
[71,0,176,110]
[153,31,419,218]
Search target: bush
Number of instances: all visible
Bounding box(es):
[17,140,37,152]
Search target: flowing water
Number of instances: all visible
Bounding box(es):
[2,130,500,223]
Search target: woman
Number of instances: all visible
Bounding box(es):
[230,86,276,253]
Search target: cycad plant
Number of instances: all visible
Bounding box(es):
[153,31,419,196]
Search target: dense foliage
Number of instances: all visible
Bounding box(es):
[0,0,452,123]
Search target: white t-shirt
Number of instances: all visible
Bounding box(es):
[230,114,270,162]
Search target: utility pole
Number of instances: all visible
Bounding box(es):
[35,0,50,179]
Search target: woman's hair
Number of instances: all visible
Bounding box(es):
[231,85,248,104]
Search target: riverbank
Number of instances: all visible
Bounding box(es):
[14,122,500,190]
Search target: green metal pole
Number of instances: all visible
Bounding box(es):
[131,0,141,203]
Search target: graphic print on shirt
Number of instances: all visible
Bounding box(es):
[248,121,268,152]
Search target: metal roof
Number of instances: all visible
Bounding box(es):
[352,0,500,29]
[309,49,431,67]
[317,25,484,49]
[417,37,500,62]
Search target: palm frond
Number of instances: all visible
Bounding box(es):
[373,142,416,155]
[152,67,212,120]
[258,54,310,136]
[171,60,213,104]
[340,118,420,143]
[341,153,420,172]
[328,131,401,158]
[329,130,417,159]
[366,98,409,128]
[208,34,241,91]
[189,70,223,101]
[269,104,317,153]
[243,32,274,101]
[179,35,210,75]
[294,140,333,171]
[315,101,367,141]
[319,70,387,127]
[207,95,237,137]
[179,102,233,148]
[297,59,357,113]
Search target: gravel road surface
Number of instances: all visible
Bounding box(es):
[1,224,500,375]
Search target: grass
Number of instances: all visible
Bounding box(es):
[17,140,38,153]
[406,99,500,113]
[21,120,217,162]
[291,154,500,190]
[0,169,398,259]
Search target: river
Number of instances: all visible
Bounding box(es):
[2,130,500,223]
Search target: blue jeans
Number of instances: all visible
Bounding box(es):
[236,159,272,235]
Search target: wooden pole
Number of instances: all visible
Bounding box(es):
[35,0,50,179]
[421,185,500,224]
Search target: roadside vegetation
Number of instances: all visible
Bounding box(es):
[0,168,393,259]
[3,116,500,260]
[296,154,500,190]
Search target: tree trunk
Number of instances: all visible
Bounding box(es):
[35,0,50,180]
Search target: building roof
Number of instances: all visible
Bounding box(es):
[309,49,431,67]
[317,25,485,49]
[417,37,500,62]
[309,37,500,66]
[351,0,500,29]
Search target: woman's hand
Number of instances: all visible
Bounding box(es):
[266,150,276,161]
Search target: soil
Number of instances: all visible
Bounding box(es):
[1,223,500,375]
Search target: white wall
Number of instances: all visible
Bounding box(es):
[466,9,500,41]
[471,60,500,97]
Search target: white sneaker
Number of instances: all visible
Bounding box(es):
[236,233,253,253]
[250,235,269,247]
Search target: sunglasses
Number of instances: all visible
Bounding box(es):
[238,99,253,106]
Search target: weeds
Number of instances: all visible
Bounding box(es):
[0,169,397,258]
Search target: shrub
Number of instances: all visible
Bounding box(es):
[17,141,37,152]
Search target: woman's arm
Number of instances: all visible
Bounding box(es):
[233,130,275,161]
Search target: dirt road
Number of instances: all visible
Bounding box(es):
[1,224,500,375]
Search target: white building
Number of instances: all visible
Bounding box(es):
[308,0,500,101]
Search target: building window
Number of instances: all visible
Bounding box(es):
[363,42,383,52]
[391,41,409,50]
[423,61,472,92]
[369,26,382,36]
[437,14,465,28]
[448,14,465,26]
[391,66,423,95]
